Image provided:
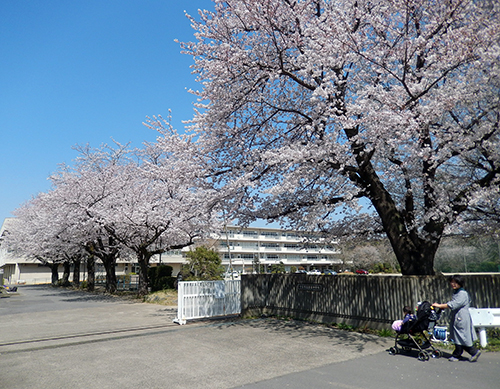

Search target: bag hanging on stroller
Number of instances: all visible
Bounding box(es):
[389,301,443,361]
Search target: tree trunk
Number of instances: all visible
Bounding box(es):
[102,254,117,294]
[353,154,438,275]
[371,199,438,275]
[61,261,71,286]
[72,257,81,287]
[389,235,438,275]
[86,255,95,292]
[50,263,59,285]
[48,263,59,285]
[137,251,152,297]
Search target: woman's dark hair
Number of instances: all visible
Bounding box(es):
[448,274,464,287]
[403,306,413,314]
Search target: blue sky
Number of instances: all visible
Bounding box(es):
[0,0,216,223]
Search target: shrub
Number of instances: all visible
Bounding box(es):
[377,328,394,337]
[149,265,175,291]
[155,276,176,291]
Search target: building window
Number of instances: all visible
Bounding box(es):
[240,242,258,249]
[305,244,318,249]
[131,263,140,273]
[220,242,235,249]
[284,243,300,249]
[261,242,279,248]
[220,230,235,238]
[284,255,299,260]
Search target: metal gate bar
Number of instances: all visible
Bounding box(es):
[174,280,241,325]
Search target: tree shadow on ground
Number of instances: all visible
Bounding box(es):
[28,285,139,304]
[208,316,392,354]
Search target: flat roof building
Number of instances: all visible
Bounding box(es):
[208,225,342,273]
[154,225,344,275]
[1,218,345,285]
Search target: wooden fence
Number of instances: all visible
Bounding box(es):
[240,274,500,329]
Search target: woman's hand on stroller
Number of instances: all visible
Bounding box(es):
[431,305,441,314]
[432,302,448,310]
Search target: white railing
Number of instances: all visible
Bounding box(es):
[173,280,241,325]
[470,308,500,347]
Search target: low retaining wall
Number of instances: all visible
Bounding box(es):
[241,273,500,329]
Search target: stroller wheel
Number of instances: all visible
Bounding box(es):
[431,350,442,359]
[418,351,429,361]
[389,347,398,355]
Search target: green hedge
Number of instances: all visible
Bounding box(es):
[148,265,176,291]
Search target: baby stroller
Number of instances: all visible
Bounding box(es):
[389,301,443,361]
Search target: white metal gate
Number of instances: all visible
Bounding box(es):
[173,280,241,325]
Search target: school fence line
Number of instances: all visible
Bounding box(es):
[240,274,500,329]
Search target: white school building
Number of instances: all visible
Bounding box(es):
[1,218,344,285]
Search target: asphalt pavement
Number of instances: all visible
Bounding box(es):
[0,285,498,389]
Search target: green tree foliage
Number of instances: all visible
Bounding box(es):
[435,235,500,273]
[182,246,224,281]
[370,262,399,274]
[252,256,264,274]
[270,262,285,274]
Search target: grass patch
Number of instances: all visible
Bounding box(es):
[377,328,395,337]
[143,289,178,306]
[335,323,356,331]
[483,328,500,352]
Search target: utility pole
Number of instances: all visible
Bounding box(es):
[497,235,500,272]
[224,224,233,278]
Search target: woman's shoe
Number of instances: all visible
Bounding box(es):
[470,350,481,362]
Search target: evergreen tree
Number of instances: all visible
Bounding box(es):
[183,246,224,281]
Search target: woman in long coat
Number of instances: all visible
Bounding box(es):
[433,275,481,362]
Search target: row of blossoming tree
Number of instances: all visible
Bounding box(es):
[7,122,221,295]
[6,1,500,292]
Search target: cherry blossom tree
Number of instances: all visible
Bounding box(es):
[50,143,134,293]
[182,0,500,275]
[8,197,62,285]
[52,128,220,296]
[127,117,222,294]
[8,189,86,286]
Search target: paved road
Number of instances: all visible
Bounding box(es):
[0,285,498,389]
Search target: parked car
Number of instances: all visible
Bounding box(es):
[356,269,369,275]
[224,271,240,280]
[295,270,308,274]
[323,269,338,275]
[307,269,322,275]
